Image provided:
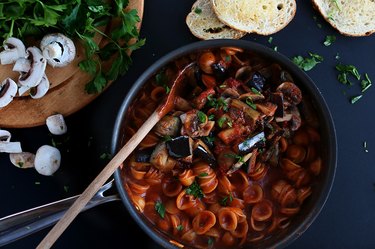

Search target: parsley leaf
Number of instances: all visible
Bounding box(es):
[292,52,324,71]
[350,95,362,104]
[155,201,165,219]
[186,181,204,199]
[197,111,207,123]
[361,73,372,93]
[324,35,336,46]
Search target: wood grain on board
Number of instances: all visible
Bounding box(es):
[0,0,144,128]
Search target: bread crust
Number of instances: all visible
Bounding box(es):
[186,0,246,40]
[211,0,297,35]
[311,0,375,37]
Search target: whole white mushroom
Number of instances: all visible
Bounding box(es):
[34,145,61,176]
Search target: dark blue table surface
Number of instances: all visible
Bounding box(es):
[1,1,375,248]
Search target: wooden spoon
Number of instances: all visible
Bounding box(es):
[36,62,196,249]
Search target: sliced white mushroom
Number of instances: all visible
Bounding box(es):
[0,37,26,65]
[13,57,31,73]
[18,46,46,88]
[0,141,22,153]
[34,145,61,176]
[10,152,35,168]
[40,33,76,67]
[30,74,50,99]
[0,129,11,142]
[46,114,67,135]
[0,78,18,108]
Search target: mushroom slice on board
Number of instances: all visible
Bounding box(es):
[0,37,27,65]
[34,145,61,176]
[40,33,76,67]
[0,129,11,142]
[0,142,22,153]
[46,113,67,135]
[13,57,31,73]
[10,152,35,168]
[0,78,18,108]
[30,74,50,99]
[18,46,47,88]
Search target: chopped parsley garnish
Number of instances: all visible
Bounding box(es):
[194,7,202,14]
[207,95,228,111]
[336,64,361,81]
[219,192,233,206]
[361,73,372,93]
[186,181,204,198]
[155,201,165,219]
[273,46,278,52]
[224,153,244,163]
[176,225,184,231]
[155,70,171,94]
[245,97,257,110]
[17,162,24,168]
[324,35,336,46]
[197,111,207,123]
[100,152,112,160]
[162,135,172,142]
[217,117,226,128]
[292,52,324,71]
[335,53,340,60]
[350,95,362,104]
[64,185,69,193]
[208,114,215,121]
[35,181,41,185]
[251,87,261,95]
[268,37,273,44]
[363,141,369,153]
[208,237,214,245]
[198,172,209,177]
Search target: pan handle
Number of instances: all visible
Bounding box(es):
[0,179,120,246]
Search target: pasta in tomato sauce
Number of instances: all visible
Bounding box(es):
[120,47,323,248]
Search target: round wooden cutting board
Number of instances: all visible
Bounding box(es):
[0,0,144,128]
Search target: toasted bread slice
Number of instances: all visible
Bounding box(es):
[211,0,296,35]
[312,0,375,36]
[186,0,246,40]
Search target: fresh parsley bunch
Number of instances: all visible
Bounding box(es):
[0,0,145,93]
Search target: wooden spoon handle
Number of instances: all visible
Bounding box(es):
[36,110,160,249]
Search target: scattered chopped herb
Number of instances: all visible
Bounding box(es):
[292,52,324,71]
[194,7,202,14]
[225,55,231,62]
[350,95,362,104]
[327,10,335,21]
[268,36,273,44]
[186,181,204,198]
[335,53,340,60]
[219,84,227,88]
[217,117,227,128]
[208,114,215,121]
[224,153,244,163]
[226,120,233,128]
[324,35,336,46]
[197,111,207,123]
[100,152,112,160]
[251,87,261,95]
[162,135,173,142]
[317,23,322,28]
[219,192,233,206]
[155,70,171,94]
[273,46,278,51]
[245,97,257,110]
[64,185,69,193]
[17,162,24,168]
[336,64,361,80]
[198,172,209,177]
[155,201,165,219]
[208,237,214,246]
[35,182,41,185]
[204,135,215,144]
[363,141,369,153]
[207,95,228,111]
[176,225,184,231]
[26,226,31,230]
[361,73,372,93]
